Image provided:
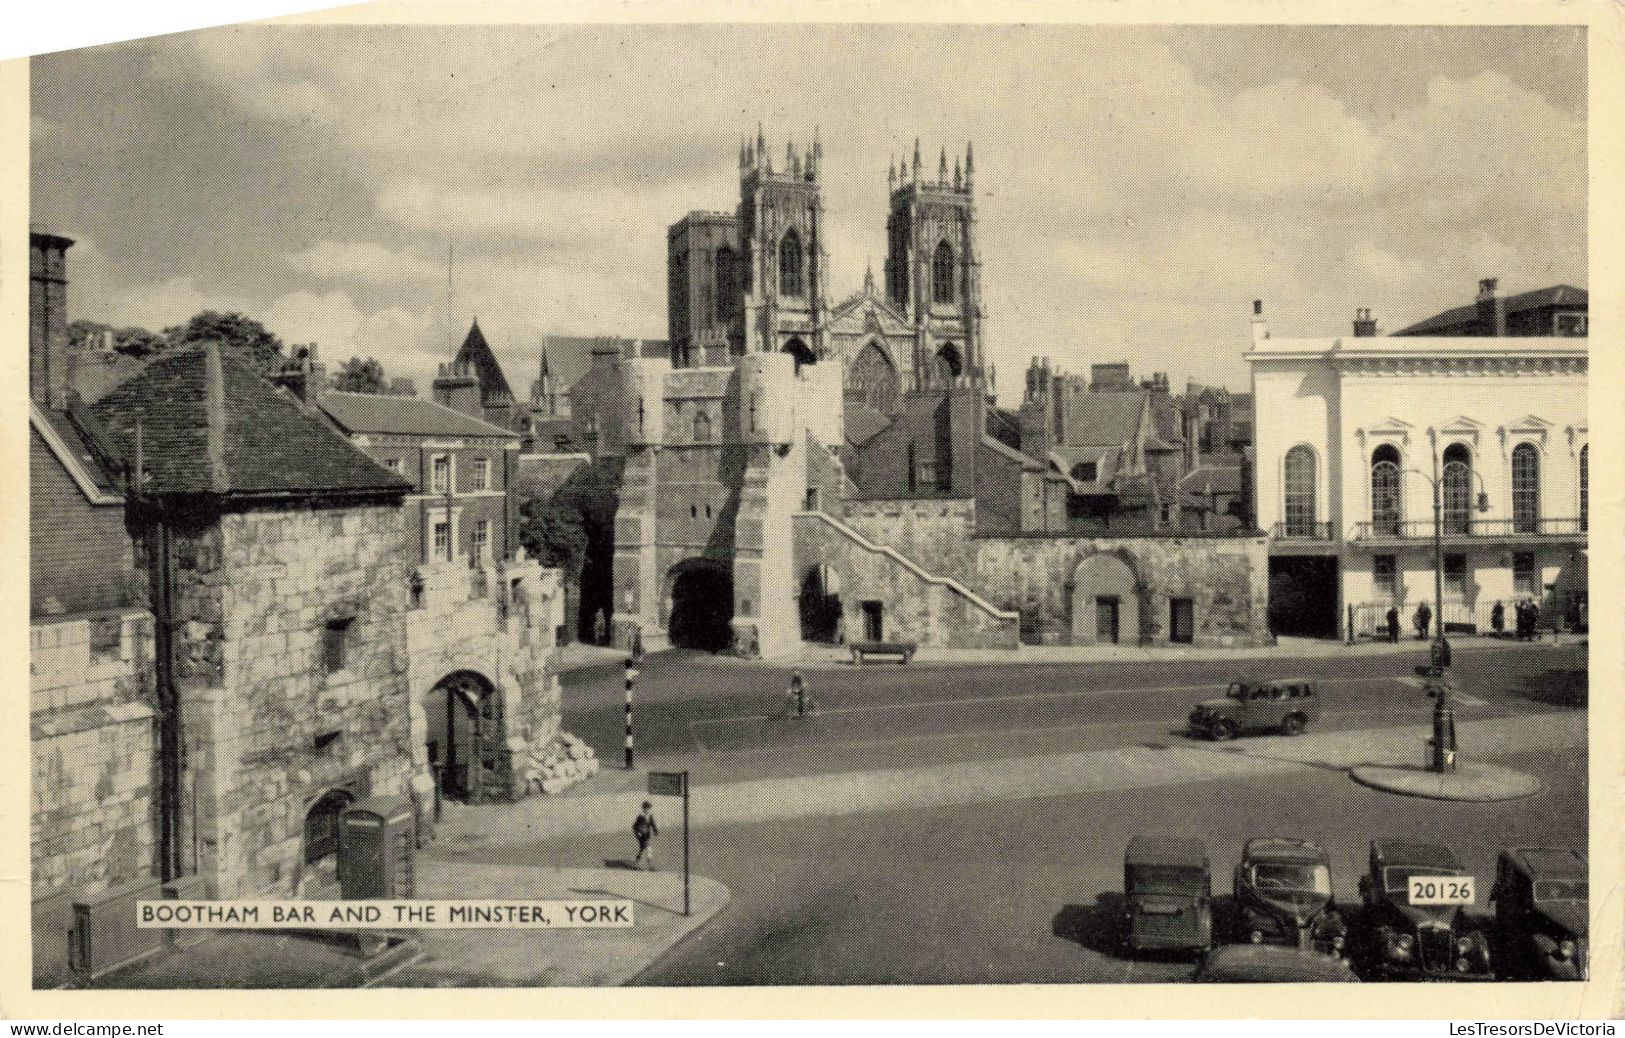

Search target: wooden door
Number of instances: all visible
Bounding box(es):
[1096,596,1120,644]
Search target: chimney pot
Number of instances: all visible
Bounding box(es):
[1252,300,1263,316]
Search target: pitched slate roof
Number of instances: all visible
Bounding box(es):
[33,401,125,499]
[1059,390,1144,448]
[1181,464,1242,496]
[1395,284,1588,336]
[321,390,519,440]
[845,403,891,447]
[453,320,517,404]
[89,344,410,498]
[533,335,669,397]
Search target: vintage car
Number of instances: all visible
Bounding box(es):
[1188,678,1320,741]
[1123,835,1213,955]
[1233,837,1347,956]
[1194,944,1360,983]
[1490,847,1589,980]
[1355,840,1493,980]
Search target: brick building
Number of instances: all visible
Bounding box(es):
[275,349,522,568]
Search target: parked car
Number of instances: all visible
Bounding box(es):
[1355,840,1493,980]
[1233,837,1347,956]
[1188,678,1319,740]
[1194,944,1360,983]
[1490,847,1588,980]
[1123,835,1213,955]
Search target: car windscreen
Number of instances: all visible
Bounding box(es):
[1129,866,1206,894]
[1383,865,1459,893]
[1535,879,1588,902]
[1251,863,1330,895]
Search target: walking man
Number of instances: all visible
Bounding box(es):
[1491,600,1505,637]
[786,669,810,718]
[633,800,659,870]
[1414,601,1432,641]
[1385,606,1400,644]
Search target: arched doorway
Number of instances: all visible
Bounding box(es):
[1070,553,1140,645]
[668,559,734,652]
[799,563,843,643]
[935,342,963,382]
[425,671,491,802]
[302,787,355,890]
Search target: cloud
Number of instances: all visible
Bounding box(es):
[286,240,443,285]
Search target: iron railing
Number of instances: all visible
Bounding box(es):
[1272,520,1335,541]
[1351,517,1586,540]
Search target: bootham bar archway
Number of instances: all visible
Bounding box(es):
[665,558,735,652]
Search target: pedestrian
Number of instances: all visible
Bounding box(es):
[1490,601,1505,637]
[1565,598,1581,634]
[1414,601,1432,641]
[786,669,811,718]
[1527,600,1541,640]
[632,800,659,870]
[594,608,608,645]
[1385,606,1400,644]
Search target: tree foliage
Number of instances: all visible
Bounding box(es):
[69,320,166,359]
[163,311,286,376]
[518,498,589,579]
[332,356,388,394]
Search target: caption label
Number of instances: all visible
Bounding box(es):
[136,899,634,929]
[1407,876,1475,905]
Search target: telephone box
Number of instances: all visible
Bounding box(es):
[338,797,416,899]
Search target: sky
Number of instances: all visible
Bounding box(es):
[31,23,1587,401]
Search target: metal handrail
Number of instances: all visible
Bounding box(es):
[1352,517,1585,539]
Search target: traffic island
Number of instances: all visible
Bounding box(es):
[1350,761,1543,802]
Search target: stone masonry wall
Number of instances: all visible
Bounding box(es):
[792,513,1019,649]
[405,557,564,805]
[179,501,415,898]
[31,610,157,898]
[973,534,1272,647]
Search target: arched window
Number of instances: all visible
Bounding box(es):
[692,409,712,442]
[778,229,804,298]
[1371,444,1403,536]
[932,240,955,304]
[935,342,962,382]
[1283,445,1317,537]
[1580,444,1589,532]
[1441,443,1473,535]
[1512,443,1540,534]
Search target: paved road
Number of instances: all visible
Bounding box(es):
[562,643,1586,784]
[437,643,1593,985]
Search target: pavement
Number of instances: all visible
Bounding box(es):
[1350,760,1545,801]
[378,858,729,987]
[434,710,1585,851]
[741,633,1586,670]
[86,856,728,989]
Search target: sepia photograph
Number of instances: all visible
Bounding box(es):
[15,7,1604,1008]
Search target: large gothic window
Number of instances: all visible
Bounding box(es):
[932,240,955,304]
[848,341,899,413]
[1580,444,1589,532]
[1441,443,1473,535]
[1283,445,1317,537]
[779,229,804,298]
[1512,443,1541,534]
[1371,444,1403,536]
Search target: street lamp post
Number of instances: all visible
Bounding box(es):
[1400,452,1488,773]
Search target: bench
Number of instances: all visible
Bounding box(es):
[849,640,917,665]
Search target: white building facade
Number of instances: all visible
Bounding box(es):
[1248,312,1587,639]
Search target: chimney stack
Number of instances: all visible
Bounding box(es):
[29,228,76,410]
[1352,308,1377,337]
[1250,299,1269,344]
[1476,277,1506,336]
[273,344,327,405]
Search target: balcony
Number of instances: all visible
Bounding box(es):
[1272,521,1335,541]
[1351,517,1586,543]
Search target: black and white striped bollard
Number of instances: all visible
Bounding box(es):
[624,658,638,769]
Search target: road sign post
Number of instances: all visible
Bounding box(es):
[624,659,637,769]
[649,770,689,916]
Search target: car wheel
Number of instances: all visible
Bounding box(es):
[1209,719,1237,741]
[1280,713,1305,736]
